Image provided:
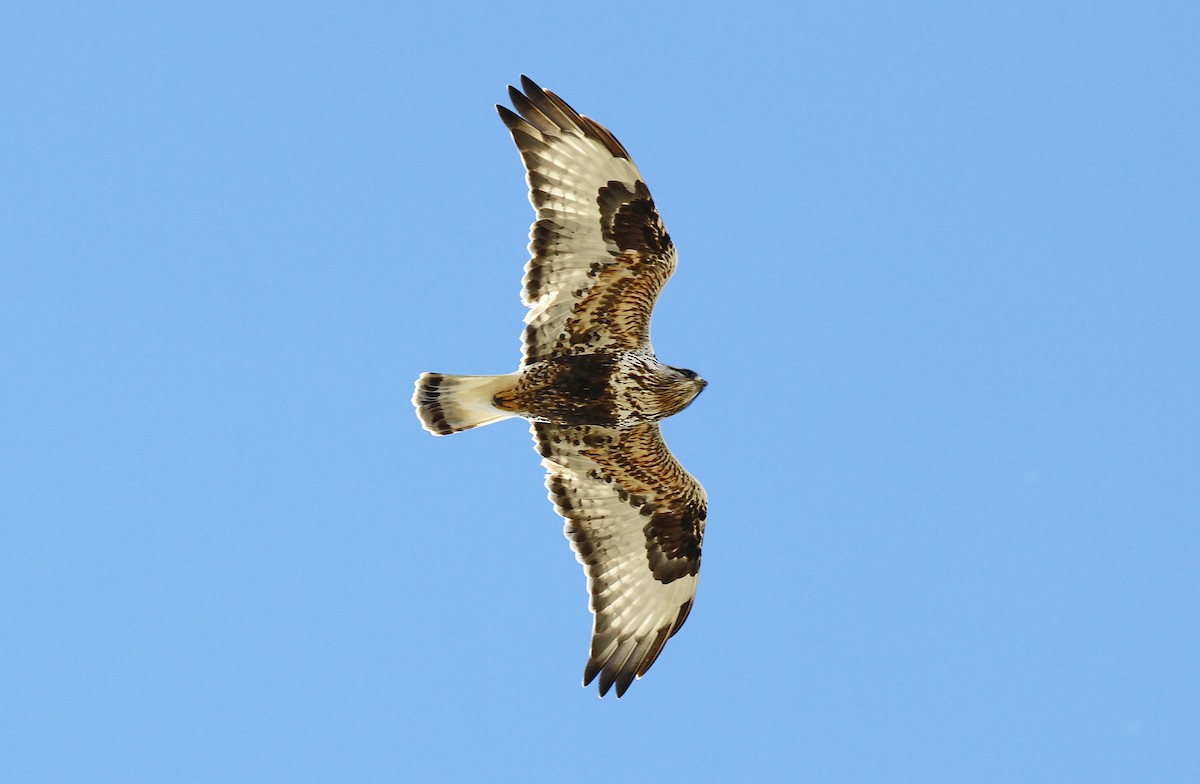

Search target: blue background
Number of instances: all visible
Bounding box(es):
[4,2,1198,781]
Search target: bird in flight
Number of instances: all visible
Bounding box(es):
[413,76,707,697]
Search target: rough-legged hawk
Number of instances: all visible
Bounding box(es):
[413,77,707,697]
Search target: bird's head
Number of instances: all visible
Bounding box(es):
[667,367,708,412]
[673,367,708,390]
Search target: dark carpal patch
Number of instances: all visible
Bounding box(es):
[644,502,704,583]
[597,180,673,258]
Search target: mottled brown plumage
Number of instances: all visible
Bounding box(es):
[413,77,707,697]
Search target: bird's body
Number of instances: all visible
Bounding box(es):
[413,77,707,697]
[494,351,704,428]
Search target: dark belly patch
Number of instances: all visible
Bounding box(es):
[497,353,621,426]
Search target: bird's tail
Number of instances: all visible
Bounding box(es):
[412,372,521,435]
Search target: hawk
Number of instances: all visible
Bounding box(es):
[413,77,707,697]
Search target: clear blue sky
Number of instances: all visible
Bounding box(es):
[3,2,1198,782]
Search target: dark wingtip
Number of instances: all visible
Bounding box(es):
[584,659,623,698]
[519,74,540,95]
[496,104,520,128]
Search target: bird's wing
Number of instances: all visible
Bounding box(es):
[532,420,705,697]
[498,76,677,364]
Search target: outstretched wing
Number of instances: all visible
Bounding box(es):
[533,421,706,697]
[498,76,677,365]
